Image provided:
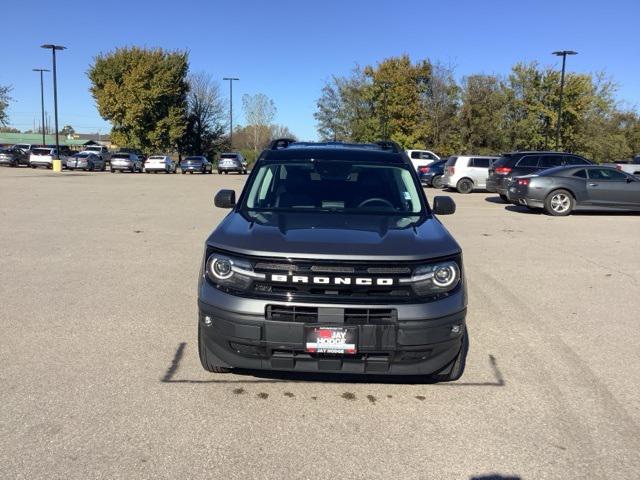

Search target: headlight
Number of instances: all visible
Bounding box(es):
[205,253,265,292]
[400,260,461,296]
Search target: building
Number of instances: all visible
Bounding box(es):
[0,132,111,151]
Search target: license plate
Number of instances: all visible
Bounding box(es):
[305,327,357,354]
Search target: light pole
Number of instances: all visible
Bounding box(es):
[223,77,239,149]
[41,44,66,170]
[552,50,577,150]
[32,68,50,146]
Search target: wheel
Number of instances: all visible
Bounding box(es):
[198,323,230,373]
[101,164,106,171]
[431,175,443,189]
[544,189,574,216]
[182,170,186,174]
[243,169,248,175]
[428,328,469,383]
[110,168,116,173]
[218,170,222,175]
[89,162,94,171]
[31,165,37,169]
[456,178,474,194]
[499,194,509,202]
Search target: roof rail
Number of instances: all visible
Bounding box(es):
[374,140,403,153]
[268,138,297,150]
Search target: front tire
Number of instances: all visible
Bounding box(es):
[198,323,231,373]
[544,189,574,216]
[456,178,474,194]
[428,328,469,383]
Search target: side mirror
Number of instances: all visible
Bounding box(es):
[432,196,456,215]
[215,189,236,209]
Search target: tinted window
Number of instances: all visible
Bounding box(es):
[516,156,539,167]
[470,158,490,168]
[564,155,589,165]
[588,168,628,181]
[220,154,238,159]
[493,156,515,168]
[111,153,130,159]
[540,155,563,168]
[573,169,587,178]
[445,156,458,167]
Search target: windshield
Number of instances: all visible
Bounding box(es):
[220,154,238,159]
[243,161,423,215]
[32,148,52,155]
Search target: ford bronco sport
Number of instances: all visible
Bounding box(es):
[198,139,468,381]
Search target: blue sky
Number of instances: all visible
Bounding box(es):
[3,0,639,141]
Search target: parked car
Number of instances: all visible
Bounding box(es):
[487,151,592,202]
[66,152,105,171]
[442,155,499,193]
[0,147,29,167]
[217,152,248,174]
[418,158,448,188]
[180,156,213,174]
[604,157,640,176]
[199,139,466,381]
[13,144,36,156]
[81,145,111,164]
[110,152,144,173]
[406,149,440,172]
[507,164,640,216]
[29,146,71,169]
[145,155,177,173]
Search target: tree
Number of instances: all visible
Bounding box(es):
[0,84,12,127]
[0,126,20,133]
[242,93,277,152]
[459,74,508,154]
[61,125,75,137]
[182,72,226,156]
[270,124,296,140]
[88,47,188,154]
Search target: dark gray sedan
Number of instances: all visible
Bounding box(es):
[507,165,640,216]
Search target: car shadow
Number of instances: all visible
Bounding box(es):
[505,205,640,216]
[161,342,506,387]
[470,475,521,480]
[484,195,507,204]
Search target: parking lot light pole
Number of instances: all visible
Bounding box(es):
[552,50,577,150]
[41,44,66,171]
[223,77,239,149]
[32,68,50,146]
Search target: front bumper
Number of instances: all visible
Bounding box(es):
[198,284,467,375]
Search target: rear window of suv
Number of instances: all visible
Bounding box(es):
[445,157,458,167]
[220,154,239,159]
[516,156,539,167]
[493,156,516,168]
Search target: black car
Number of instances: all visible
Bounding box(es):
[180,156,213,174]
[487,151,592,202]
[418,159,447,188]
[507,165,640,216]
[197,139,468,381]
[0,147,29,167]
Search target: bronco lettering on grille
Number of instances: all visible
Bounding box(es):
[270,274,395,286]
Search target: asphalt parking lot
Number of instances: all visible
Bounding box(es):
[1,167,639,480]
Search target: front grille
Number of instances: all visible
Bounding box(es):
[251,257,419,302]
[265,305,397,324]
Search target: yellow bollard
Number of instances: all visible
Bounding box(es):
[52,159,62,172]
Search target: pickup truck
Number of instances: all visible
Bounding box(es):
[605,157,640,176]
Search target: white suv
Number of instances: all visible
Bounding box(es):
[406,149,440,171]
[442,155,499,193]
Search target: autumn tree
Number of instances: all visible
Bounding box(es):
[88,47,188,154]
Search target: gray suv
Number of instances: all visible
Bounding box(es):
[197,140,468,381]
[217,152,247,174]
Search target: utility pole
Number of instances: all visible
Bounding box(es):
[41,44,66,170]
[32,68,50,146]
[223,77,239,149]
[552,50,577,150]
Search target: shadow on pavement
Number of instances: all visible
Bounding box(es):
[161,342,506,387]
[483,195,507,204]
[470,475,521,480]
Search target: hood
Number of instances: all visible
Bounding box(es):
[207,211,460,261]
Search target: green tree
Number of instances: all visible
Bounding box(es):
[88,47,188,154]
[61,125,75,137]
[0,84,12,126]
[459,74,508,154]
